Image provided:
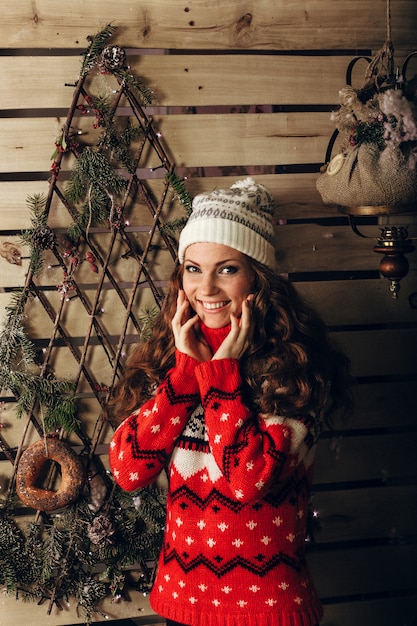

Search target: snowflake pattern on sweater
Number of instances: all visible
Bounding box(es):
[109,325,324,626]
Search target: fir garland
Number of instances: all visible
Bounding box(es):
[0,24,192,622]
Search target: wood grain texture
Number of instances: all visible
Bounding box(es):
[0,54,371,109]
[1,0,416,50]
[0,112,334,172]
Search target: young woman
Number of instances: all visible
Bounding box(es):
[109,178,352,626]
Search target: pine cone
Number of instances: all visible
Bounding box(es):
[87,514,116,546]
[31,225,56,250]
[100,45,126,71]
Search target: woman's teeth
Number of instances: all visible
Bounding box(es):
[201,301,228,310]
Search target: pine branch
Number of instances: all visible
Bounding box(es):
[97,118,143,174]
[138,306,160,342]
[80,24,118,77]
[113,67,155,106]
[19,194,55,276]
[0,289,35,393]
[166,171,193,215]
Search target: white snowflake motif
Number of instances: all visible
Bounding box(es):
[221,586,232,594]
[220,413,229,422]
[294,597,303,605]
[232,538,244,548]
[246,460,254,471]
[207,538,217,547]
[197,519,206,530]
[151,424,161,434]
[198,584,208,592]
[235,489,244,499]
[164,574,171,582]
[237,600,248,608]
[129,472,139,482]
[171,415,181,425]
[172,591,179,599]
[185,536,194,545]
[261,536,272,545]
[172,530,177,540]
[249,585,260,593]
[176,517,184,527]
[158,585,164,592]
[178,580,186,588]
[189,597,198,605]
[246,520,257,530]
[279,582,289,590]
[255,479,265,490]
[110,440,115,450]
[297,509,304,518]
[214,434,222,444]
[212,599,221,607]
[273,516,283,526]
[235,419,244,428]
[113,468,120,479]
[117,449,124,460]
[152,404,159,413]
[286,533,295,542]
[218,522,229,532]
[201,473,209,482]
[143,409,152,418]
[265,599,277,606]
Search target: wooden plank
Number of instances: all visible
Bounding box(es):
[334,327,417,378]
[315,433,417,484]
[321,596,417,626]
[0,112,334,173]
[5,52,415,110]
[0,586,157,625]
[2,175,417,230]
[297,274,417,326]
[308,543,417,597]
[0,175,348,232]
[312,485,417,544]
[1,0,416,50]
[0,54,374,110]
[345,380,417,430]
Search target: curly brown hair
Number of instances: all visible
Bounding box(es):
[110,260,353,426]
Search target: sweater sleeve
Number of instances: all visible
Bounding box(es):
[109,351,200,491]
[195,358,323,503]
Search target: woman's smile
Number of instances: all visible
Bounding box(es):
[199,299,230,311]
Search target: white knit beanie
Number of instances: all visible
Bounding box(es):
[178,177,277,269]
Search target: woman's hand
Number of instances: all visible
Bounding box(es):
[172,290,213,362]
[212,295,254,361]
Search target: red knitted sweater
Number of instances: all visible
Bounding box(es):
[109,324,323,626]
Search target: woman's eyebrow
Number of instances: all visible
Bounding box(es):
[184,257,239,266]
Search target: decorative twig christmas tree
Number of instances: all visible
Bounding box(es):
[0,24,191,622]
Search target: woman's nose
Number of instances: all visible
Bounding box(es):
[199,272,217,294]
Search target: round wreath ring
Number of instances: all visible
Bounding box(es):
[16,438,85,511]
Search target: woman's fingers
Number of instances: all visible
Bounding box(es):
[212,295,254,360]
[172,291,212,361]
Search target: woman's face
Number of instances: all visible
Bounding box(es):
[182,242,255,328]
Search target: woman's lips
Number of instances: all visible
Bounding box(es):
[199,300,230,311]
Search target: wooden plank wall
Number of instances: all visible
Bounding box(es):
[1,2,417,625]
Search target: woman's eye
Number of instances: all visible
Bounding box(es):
[184,264,200,273]
[220,265,238,274]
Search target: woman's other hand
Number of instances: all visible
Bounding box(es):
[212,295,254,361]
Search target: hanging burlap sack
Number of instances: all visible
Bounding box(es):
[316,142,417,209]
